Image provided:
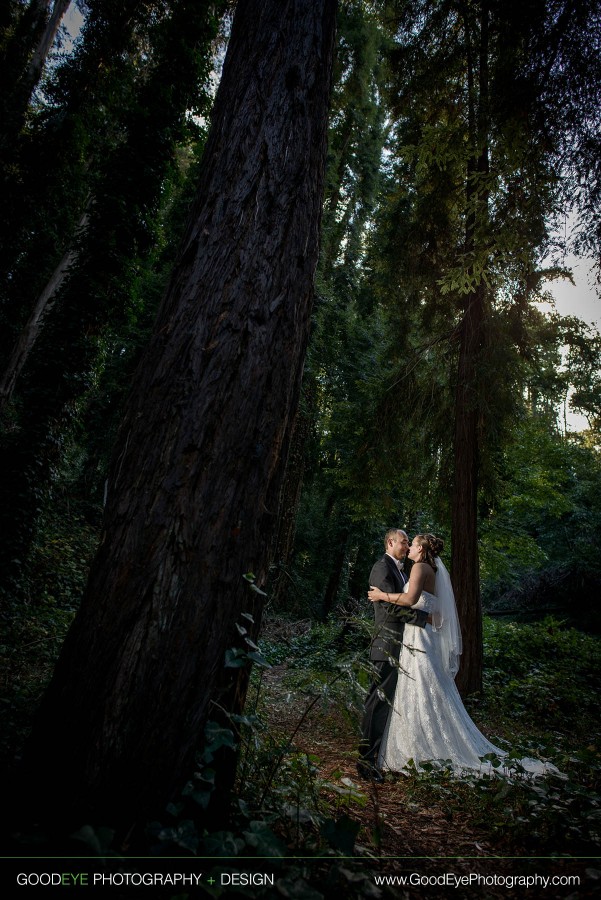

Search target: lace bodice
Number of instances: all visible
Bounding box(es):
[412,590,438,613]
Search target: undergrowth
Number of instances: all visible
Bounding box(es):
[139,611,601,894]
[249,612,601,861]
[2,519,600,896]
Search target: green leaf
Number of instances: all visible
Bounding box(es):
[246,650,272,668]
[224,647,247,668]
[249,581,267,596]
[204,721,237,751]
[321,814,361,854]
[242,821,286,857]
[201,831,245,857]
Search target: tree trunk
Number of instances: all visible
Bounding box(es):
[21,0,337,832]
[0,209,87,411]
[23,0,72,105]
[452,0,489,696]
[451,285,484,696]
[0,1,69,159]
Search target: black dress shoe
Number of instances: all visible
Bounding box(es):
[356,762,384,783]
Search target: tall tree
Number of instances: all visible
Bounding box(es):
[449,0,489,694]
[21,0,337,831]
[22,1,72,105]
[361,0,601,693]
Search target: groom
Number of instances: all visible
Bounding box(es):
[357,528,429,781]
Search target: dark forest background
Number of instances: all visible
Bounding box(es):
[1,0,600,889]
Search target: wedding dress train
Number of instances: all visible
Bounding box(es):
[378,568,560,778]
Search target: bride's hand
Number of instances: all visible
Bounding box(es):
[368,586,386,602]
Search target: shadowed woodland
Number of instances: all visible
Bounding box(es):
[1,0,600,895]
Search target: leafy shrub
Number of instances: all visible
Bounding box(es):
[477,616,601,734]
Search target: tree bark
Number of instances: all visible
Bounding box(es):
[21,0,337,831]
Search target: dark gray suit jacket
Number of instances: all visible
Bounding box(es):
[368,554,428,662]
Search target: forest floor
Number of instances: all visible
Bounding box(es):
[2,603,599,897]
[256,658,599,898]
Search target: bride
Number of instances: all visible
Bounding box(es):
[368,534,559,777]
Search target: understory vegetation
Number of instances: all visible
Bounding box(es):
[253,614,601,851]
[2,498,600,891]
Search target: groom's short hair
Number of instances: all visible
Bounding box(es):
[384,528,408,550]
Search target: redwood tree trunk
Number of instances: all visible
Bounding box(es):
[451,0,489,696]
[451,285,484,696]
[22,0,337,830]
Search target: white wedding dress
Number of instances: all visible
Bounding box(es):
[378,562,560,778]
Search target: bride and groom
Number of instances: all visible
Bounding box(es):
[357,529,556,782]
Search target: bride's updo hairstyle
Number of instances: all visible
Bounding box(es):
[414,533,444,571]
